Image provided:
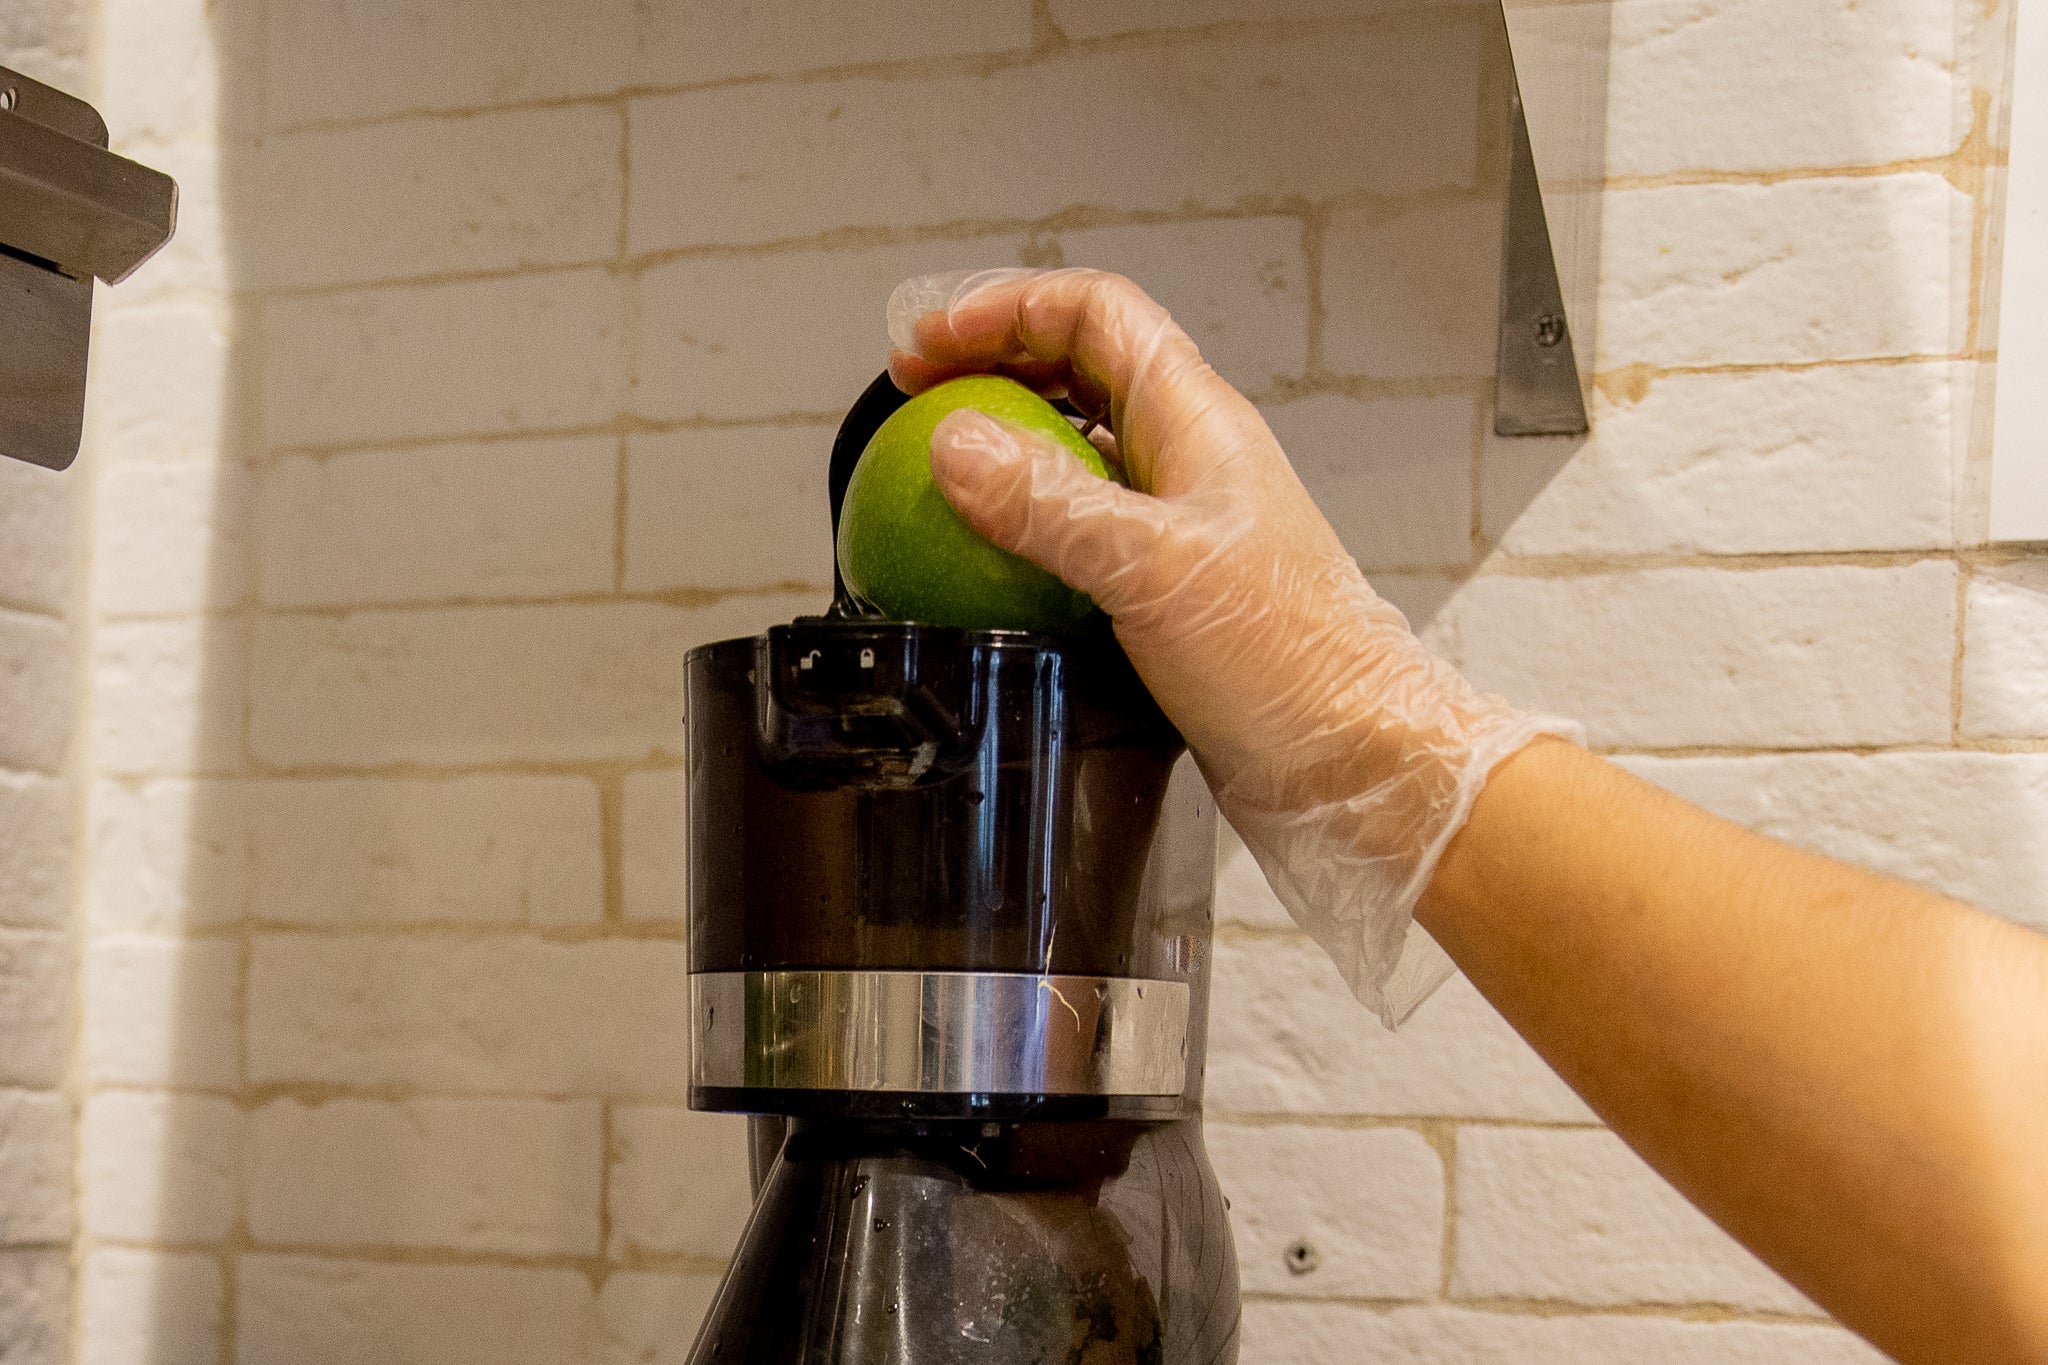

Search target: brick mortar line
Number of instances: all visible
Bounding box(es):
[240,356,1981,466]
[88,731,2048,790]
[82,1082,697,1107]
[250,6,1485,140]
[79,1234,729,1280]
[1238,1289,1833,1326]
[1212,1112,1602,1132]
[85,545,2001,626]
[212,149,1986,305]
[86,540,2048,624]
[126,920,693,943]
[0,595,70,623]
[240,199,1356,301]
[97,581,831,621]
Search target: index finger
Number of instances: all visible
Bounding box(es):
[896,268,1259,496]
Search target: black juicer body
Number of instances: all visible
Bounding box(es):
[682,375,1241,1364]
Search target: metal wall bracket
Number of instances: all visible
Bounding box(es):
[0,65,178,470]
[1492,23,1590,438]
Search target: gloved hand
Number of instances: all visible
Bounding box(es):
[887,267,1580,1027]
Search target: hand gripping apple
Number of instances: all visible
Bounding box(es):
[887,268,1580,1027]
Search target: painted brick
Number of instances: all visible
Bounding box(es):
[84,304,234,467]
[597,1273,724,1365]
[85,781,244,934]
[246,935,690,1094]
[1454,1126,1816,1313]
[1602,0,1958,177]
[1050,217,1311,395]
[261,269,625,449]
[1242,1302,1890,1364]
[635,236,1032,423]
[257,436,617,607]
[100,0,251,144]
[88,774,603,931]
[239,775,603,926]
[608,1105,754,1259]
[1618,751,2048,933]
[243,107,621,289]
[1263,393,1475,570]
[249,602,686,767]
[263,0,634,128]
[624,428,835,591]
[1209,937,1593,1122]
[83,936,238,1089]
[1430,563,1958,749]
[1961,564,2048,738]
[0,1090,69,1244]
[628,26,1483,251]
[0,0,87,91]
[250,596,817,767]
[1322,196,1501,381]
[248,1097,602,1255]
[238,1255,597,1365]
[1208,1122,1442,1298]
[93,461,251,617]
[0,1250,68,1365]
[1598,174,1965,368]
[1217,821,1295,932]
[0,458,73,614]
[637,0,1032,86]
[79,1249,220,1365]
[622,768,687,923]
[0,611,71,773]
[93,617,246,776]
[0,774,69,929]
[80,1091,241,1244]
[0,932,67,1088]
[1482,364,1955,556]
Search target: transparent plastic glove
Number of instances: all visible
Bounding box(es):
[887,268,1581,1027]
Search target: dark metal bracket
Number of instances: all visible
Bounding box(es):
[1492,19,1590,438]
[0,64,178,470]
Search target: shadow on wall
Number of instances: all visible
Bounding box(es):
[112,1,1615,1360]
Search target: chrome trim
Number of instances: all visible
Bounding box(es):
[691,970,1190,1097]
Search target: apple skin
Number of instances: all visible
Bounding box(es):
[836,375,1119,633]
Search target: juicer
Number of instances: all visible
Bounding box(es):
[681,374,1241,1364]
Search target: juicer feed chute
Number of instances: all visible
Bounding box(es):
[681,374,1240,1364]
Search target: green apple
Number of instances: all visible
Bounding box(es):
[836,375,1119,633]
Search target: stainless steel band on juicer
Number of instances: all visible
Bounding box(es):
[689,970,1192,1098]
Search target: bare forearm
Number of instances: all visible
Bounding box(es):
[1417,739,2048,1363]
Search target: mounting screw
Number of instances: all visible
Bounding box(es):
[1283,1239,1322,1276]
[1534,313,1567,348]
[0,88,17,113]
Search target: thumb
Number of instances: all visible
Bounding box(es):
[929,408,1169,611]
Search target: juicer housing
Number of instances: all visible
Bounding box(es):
[679,373,1240,1364]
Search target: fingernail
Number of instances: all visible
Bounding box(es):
[886,268,1041,354]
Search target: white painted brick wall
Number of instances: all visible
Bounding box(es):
[46,0,2021,1361]
[1452,1126,1818,1313]
[607,1106,754,1259]
[79,1250,222,1365]
[257,438,618,607]
[246,1097,603,1255]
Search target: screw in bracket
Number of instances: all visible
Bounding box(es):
[1533,313,1567,348]
[0,88,17,113]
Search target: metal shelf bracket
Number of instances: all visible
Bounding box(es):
[1493,26,1590,439]
[0,64,178,470]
